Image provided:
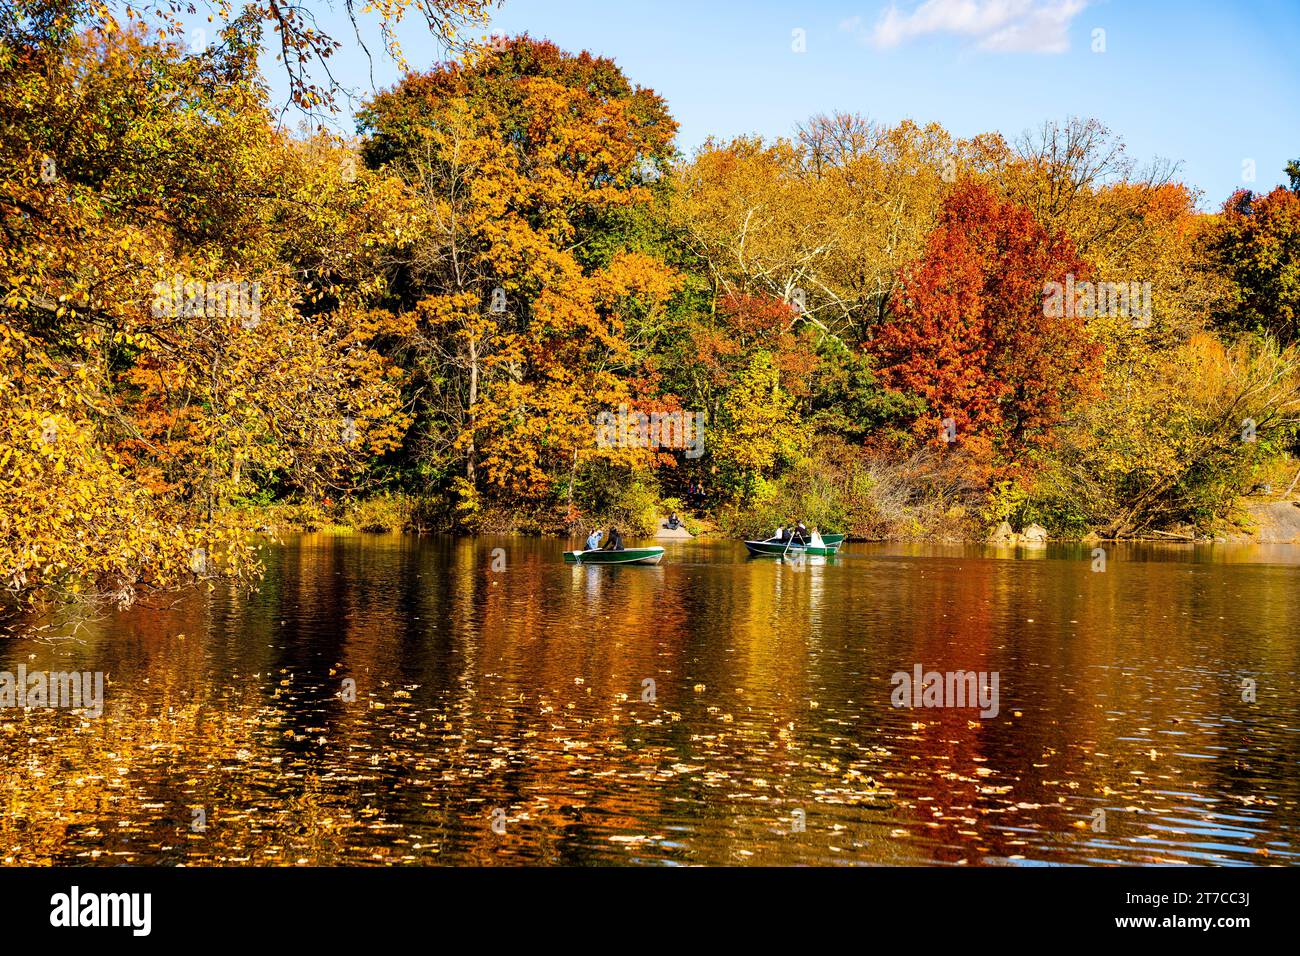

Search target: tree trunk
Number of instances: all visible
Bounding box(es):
[467,333,478,486]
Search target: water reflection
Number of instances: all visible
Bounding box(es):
[1,536,1297,866]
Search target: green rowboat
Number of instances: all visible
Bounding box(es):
[744,535,843,557]
[564,546,665,565]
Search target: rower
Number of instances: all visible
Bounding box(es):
[602,527,625,551]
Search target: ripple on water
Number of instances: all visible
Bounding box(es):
[1,537,1297,866]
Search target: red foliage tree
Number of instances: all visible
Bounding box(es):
[871,182,1100,482]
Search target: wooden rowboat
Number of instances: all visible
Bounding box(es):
[564,546,665,565]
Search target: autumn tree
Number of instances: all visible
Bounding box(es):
[712,351,806,499]
[1043,333,1300,536]
[871,182,1101,484]
[0,0,497,112]
[1207,183,1300,343]
[358,36,680,524]
[0,17,414,609]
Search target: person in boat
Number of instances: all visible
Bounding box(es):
[601,527,625,551]
[585,528,603,551]
[773,523,785,542]
[778,524,793,544]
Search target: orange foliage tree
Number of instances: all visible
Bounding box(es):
[359,37,681,522]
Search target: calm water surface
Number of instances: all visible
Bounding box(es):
[2,535,1298,866]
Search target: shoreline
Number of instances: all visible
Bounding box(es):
[254,526,1295,545]
[240,497,1300,546]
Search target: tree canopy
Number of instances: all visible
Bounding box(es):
[3,10,1298,611]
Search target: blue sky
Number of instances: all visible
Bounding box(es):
[259,0,1299,208]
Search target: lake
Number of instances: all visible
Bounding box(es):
[2,535,1297,866]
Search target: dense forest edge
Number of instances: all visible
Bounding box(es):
[3,2,1300,613]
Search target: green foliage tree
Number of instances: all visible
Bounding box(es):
[1207,183,1300,343]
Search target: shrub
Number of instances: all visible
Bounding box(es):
[342,494,414,533]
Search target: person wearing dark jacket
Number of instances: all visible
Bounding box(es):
[602,527,625,551]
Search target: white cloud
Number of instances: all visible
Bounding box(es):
[860,0,1088,54]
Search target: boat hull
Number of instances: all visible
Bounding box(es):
[743,539,842,557]
[564,547,665,565]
